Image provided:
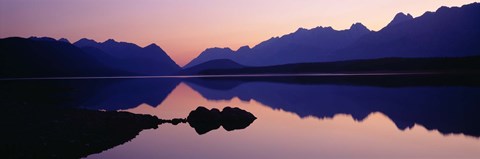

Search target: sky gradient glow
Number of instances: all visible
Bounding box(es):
[0,0,478,66]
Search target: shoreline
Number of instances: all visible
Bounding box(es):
[1,71,478,81]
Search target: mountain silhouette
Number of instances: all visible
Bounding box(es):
[185,23,372,68]
[185,2,480,68]
[384,12,414,28]
[28,37,71,43]
[0,37,123,77]
[335,3,480,60]
[1,37,182,77]
[28,36,58,42]
[58,38,71,43]
[74,38,180,75]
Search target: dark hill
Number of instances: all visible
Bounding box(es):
[196,56,480,75]
[0,37,123,77]
[181,59,245,75]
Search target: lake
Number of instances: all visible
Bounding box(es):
[2,75,479,159]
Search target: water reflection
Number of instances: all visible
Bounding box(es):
[185,78,480,137]
[89,82,480,159]
[0,78,180,110]
[80,78,180,110]
[2,76,479,159]
[1,78,180,158]
[3,77,478,137]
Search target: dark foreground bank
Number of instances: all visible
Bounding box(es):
[2,105,162,159]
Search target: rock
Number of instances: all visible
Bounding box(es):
[187,107,222,123]
[187,106,222,134]
[221,107,257,131]
[186,106,256,134]
[171,118,187,125]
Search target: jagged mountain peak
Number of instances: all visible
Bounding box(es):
[237,45,251,52]
[386,12,414,27]
[295,27,309,32]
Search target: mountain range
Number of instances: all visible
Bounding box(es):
[1,2,479,77]
[0,37,118,77]
[0,37,180,77]
[73,38,180,75]
[185,23,372,68]
[186,78,480,137]
[185,2,480,68]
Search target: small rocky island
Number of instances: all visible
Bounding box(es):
[187,106,257,134]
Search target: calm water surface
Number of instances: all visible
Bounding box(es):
[69,77,480,159]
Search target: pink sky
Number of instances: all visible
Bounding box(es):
[0,0,478,66]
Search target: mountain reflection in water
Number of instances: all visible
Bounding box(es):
[92,78,480,159]
[185,77,480,137]
[2,75,479,159]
